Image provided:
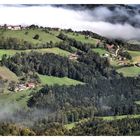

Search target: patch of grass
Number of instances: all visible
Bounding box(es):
[1,29,61,45]
[110,59,119,68]
[135,101,140,105]
[92,48,108,56]
[49,30,99,45]
[0,66,18,81]
[64,118,89,130]
[117,66,140,77]
[0,86,41,112]
[49,30,60,36]
[101,114,140,121]
[32,48,71,57]
[66,32,99,45]
[133,56,140,63]
[38,74,84,86]
[0,89,33,111]
[0,49,18,59]
[128,50,140,57]
[0,48,71,60]
[128,50,140,64]
[64,123,76,130]
[65,114,140,130]
[109,50,140,77]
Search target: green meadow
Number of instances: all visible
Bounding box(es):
[92,48,108,56]
[38,74,84,86]
[0,47,71,60]
[117,66,140,77]
[0,29,61,44]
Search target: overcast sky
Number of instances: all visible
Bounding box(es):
[1,4,140,40]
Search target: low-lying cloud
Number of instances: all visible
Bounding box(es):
[0,4,140,40]
[0,103,51,127]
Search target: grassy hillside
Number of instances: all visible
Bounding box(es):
[0,49,17,59]
[65,32,99,45]
[92,48,108,56]
[128,50,140,63]
[0,74,83,112]
[110,50,140,77]
[0,28,140,108]
[0,29,61,45]
[0,89,37,111]
[38,74,84,86]
[0,66,18,81]
[50,30,99,45]
[0,48,71,60]
[128,50,140,57]
[1,28,140,79]
[33,48,71,56]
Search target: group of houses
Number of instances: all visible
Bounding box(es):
[101,44,117,58]
[7,25,22,30]
[105,44,120,57]
[104,44,130,65]
[13,82,35,92]
[0,24,26,30]
[104,44,140,67]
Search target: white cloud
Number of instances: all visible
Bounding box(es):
[90,6,113,21]
[0,5,140,40]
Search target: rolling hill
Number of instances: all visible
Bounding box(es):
[0,28,61,45]
[0,26,140,136]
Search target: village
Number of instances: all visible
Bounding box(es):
[66,40,140,69]
[0,24,25,30]
[100,42,140,68]
[0,24,63,31]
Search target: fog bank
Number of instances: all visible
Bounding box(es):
[0,4,140,40]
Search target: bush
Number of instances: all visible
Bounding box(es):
[24,31,28,35]
[33,34,39,40]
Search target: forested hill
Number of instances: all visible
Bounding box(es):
[0,25,140,136]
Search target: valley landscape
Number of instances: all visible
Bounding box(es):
[0,4,140,136]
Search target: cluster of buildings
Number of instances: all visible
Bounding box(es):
[7,25,22,30]
[103,44,140,67]
[0,24,26,30]
[13,82,35,92]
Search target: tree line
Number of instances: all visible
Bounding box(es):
[1,50,117,83]
[1,117,140,136]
